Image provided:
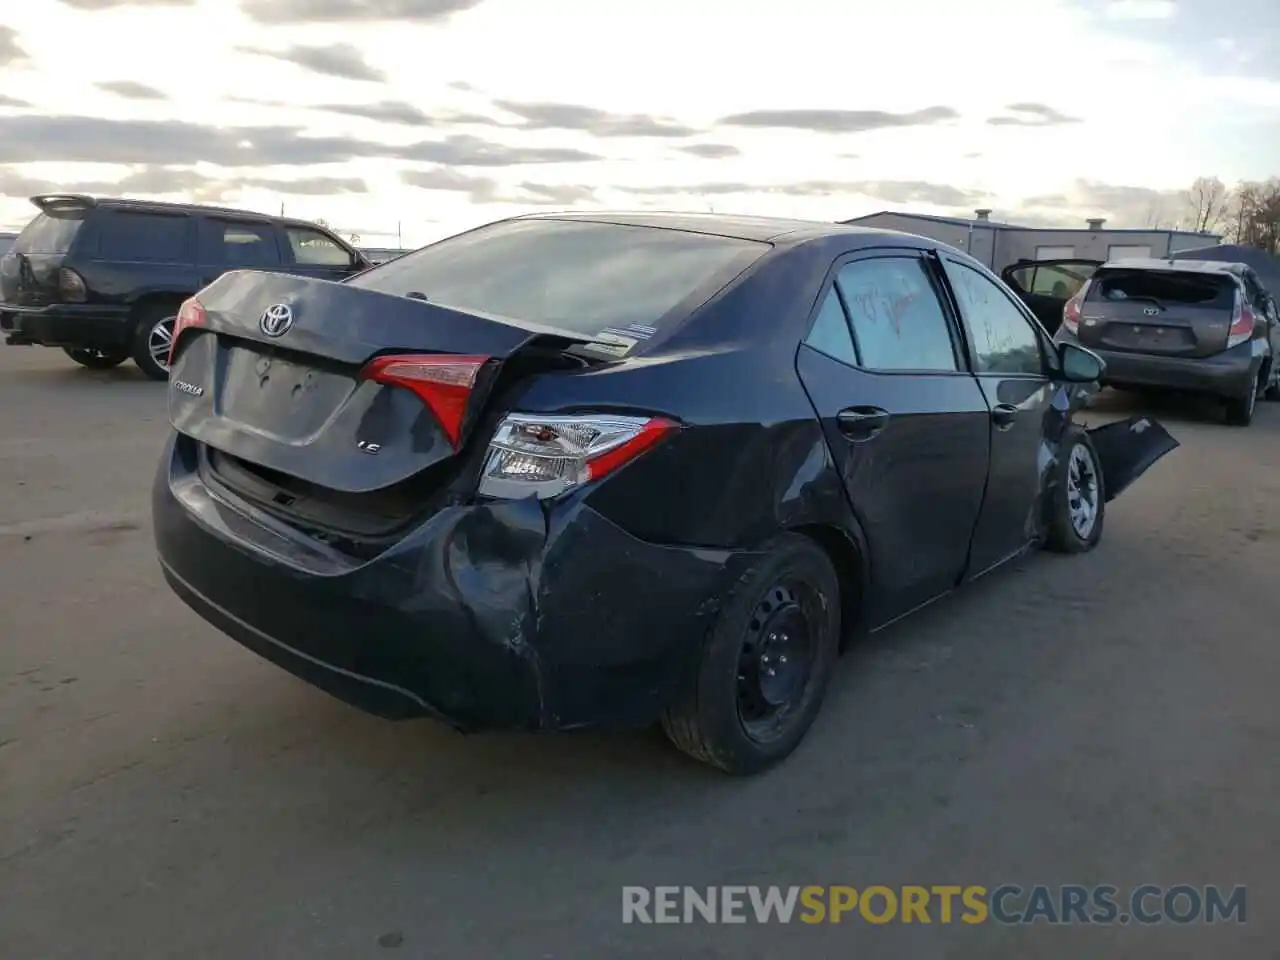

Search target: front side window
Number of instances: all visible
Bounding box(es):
[347,218,769,349]
[287,227,354,267]
[203,220,281,267]
[943,259,1044,375]
[833,256,959,372]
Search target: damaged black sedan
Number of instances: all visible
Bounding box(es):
[152,212,1178,775]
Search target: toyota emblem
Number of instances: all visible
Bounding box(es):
[259,303,294,337]
[1143,306,1159,316]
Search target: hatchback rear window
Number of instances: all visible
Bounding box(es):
[11,211,86,255]
[347,218,770,352]
[1088,269,1236,310]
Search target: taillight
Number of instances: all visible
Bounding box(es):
[169,298,207,365]
[1062,280,1091,334]
[477,414,678,500]
[360,354,490,448]
[57,267,86,303]
[1228,292,1256,349]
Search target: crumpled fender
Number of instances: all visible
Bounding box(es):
[1086,415,1179,502]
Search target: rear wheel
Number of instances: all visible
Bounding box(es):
[130,303,179,381]
[661,534,841,775]
[1262,360,1280,401]
[63,346,128,370]
[1224,368,1260,426]
[1046,429,1105,554]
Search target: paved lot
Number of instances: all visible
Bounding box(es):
[1,345,1277,959]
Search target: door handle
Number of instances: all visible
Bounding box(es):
[836,406,890,441]
[991,403,1019,429]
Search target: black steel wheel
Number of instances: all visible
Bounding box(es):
[662,533,843,775]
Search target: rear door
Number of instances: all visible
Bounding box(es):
[280,224,366,282]
[794,249,991,625]
[196,216,285,286]
[1077,266,1236,358]
[1001,259,1101,335]
[941,254,1058,575]
[0,201,91,306]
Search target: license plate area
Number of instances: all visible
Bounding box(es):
[1101,324,1195,353]
[218,343,356,440]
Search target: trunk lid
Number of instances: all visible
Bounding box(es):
[0,208,87,305]
[169,270,602,517]
[1076,267,1236,358]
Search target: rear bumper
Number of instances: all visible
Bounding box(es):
[1057,328,1261,399]
[1,302,133,348]
[153,433,750,732]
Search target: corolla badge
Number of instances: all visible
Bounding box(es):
[172,379,204,397]
[259,303,294,337]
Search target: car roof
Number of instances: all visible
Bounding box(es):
[29,194,331,233]
[1102,256,1247,276]
[510,209,929,247]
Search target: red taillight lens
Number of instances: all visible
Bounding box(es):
[1228,294,1255,349]
[1062,280,1091,334]
[360,353,490,447]
[169,298,206,365]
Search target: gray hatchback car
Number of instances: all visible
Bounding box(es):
[1054,258,1280,426]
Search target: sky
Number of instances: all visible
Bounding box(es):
[1,0,1278,247]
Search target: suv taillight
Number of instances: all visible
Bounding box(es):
[1062,280,1091,334]
[476,413,678,501]
[1228,291,1256,349]
[57,268,86,303]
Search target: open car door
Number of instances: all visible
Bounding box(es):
[1002,258,1103,335]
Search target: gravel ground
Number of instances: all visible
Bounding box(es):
[1,346,1277,959]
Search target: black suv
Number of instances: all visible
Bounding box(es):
[0,195,372,379]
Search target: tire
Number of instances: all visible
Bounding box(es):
[130,303,179,381]
[1046,428,1106,554]
[63,346,129,370]
[1262,360,1280,401]
[1224,368,1260,426]
[661,533,842,775]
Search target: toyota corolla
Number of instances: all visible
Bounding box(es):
[152,212,1178,774]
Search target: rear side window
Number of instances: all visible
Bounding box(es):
[12,211,86,255]
[200,219,282,267]
[94,211,190,262]
[1007,262,1096,298]
[1088,270,1236,310]
[347,218,768,350]
[834,256,959,372]
[286,227,355,267]
[804,289,858,365]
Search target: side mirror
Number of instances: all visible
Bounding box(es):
[1058,341,1106,383]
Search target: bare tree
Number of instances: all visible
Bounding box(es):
[1182,176,1230,234]
[1230,178,1280,254]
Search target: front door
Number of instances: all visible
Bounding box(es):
[281,225,365,282]
[1001,259,1101,335]
[795,250,992,625]
[941,254,1059,576]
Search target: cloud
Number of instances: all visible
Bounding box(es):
[318,100,495,126]
[491,100,697,138]
[239,0,484,24]
[1021,178,1185,226]
[0,115,603,167]
[615,179,987,205]
[717,106,959,133]
[1104,0,1177,20]
[0,94,28,108]
[511,182,596,205]
[59,0,195,7]
[677,143,741,159]
[95,80,168,100]
[238,43,385,82]
[987,103,1082,126]
[399,167,596,206]
[0,26,26,67]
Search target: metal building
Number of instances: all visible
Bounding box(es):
[1,232,16,253]
[840,210,1221,272]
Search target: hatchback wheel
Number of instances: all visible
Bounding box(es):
[1047,428,1105,554]
[130,304,178,381]
[661,533,841,775]
[63,346,128,370]
[1224,369,1260,426]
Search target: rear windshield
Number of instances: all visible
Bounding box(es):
[346,218,770,353]
[11,211,87,255]
[1088,269,1236,310]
